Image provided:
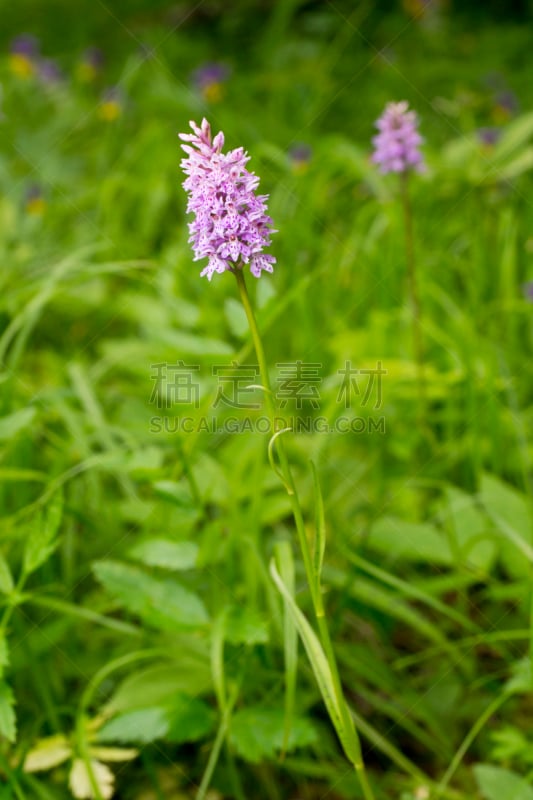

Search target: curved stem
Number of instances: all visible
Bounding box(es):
[234,269,374,799]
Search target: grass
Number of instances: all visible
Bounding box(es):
[0,2,533,799]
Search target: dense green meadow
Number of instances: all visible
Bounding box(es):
[1,1,533,798]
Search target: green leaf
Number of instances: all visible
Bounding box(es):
[274,541,297,758]
[229,707,317,763]
[152,481,194,507]
[104,656,212,715]
[368,517,452,565]
[480,474,533,578]
[23,491,63,576]
[0,635,9,678]
[493,111,533,162]
[93,560,209,630]
[97,707,169,745]
[310,460,326,596]
[97,695,214,746]
[166,694,215,744]
[474,764,533,800]
[445,487,496,573]
[224,606,269,645]
[0,554,14,595]
[505,658,532,695]
[24,734,72,772]
[498,147,533,180]
[270,560,360,766]
[128,539,199,571]
[0,681,16,743]
[0,407,36,442]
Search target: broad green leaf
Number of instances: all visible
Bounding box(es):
[166,694,215,744]
[493,111,533,162]
[505,658,532,695]
[152,481,194,507]
[0,407,36,442]
[97,707,169,744]
[498,147,533,180]
[368,517,452,565]
[128,539,199,571]
[490,727,531,763]
[445,487,496,573]
[93,560,209,629]
[104,658,212,715]
[98,695,213,747]
[474,764,533,800]
[480,474,533,578]
[224,606,269,645]
[0,681,16,742]
[0,554,14,595]
[23,491,63,576]
[229,707,317,763]
[24,734,71,772]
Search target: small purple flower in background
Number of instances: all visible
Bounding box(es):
[99,86,124,121]
[522,281,533,302]
[179,118,276,281]
[372,101,425,174]
[37,58,64,87]
[288,143,312,175]
[492,89,519,123]
[9,34,39,78]
[477,127,501,148]
[77,47,104,82]
[191,63,230,103]
[25,184,46,215]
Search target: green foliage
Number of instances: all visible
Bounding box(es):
[128,538,199,571]
[474,764,533,800]
[92,560,209,629]
[229,707,317,762]
[0,681,16,743]
[23,491,63,576]
[0,3,532,799]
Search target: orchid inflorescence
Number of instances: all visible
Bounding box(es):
[179,119,276,280]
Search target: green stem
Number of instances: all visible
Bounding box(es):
[234,268,374,800]
[400,173,426,425]
[196,683,240,800]
[436,693,508,795]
